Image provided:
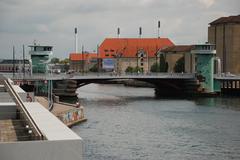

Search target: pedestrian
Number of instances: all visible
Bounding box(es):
[76,102,80,108]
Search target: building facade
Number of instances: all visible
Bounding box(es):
[160,45,194,73]
[99,38,175,74]
[69,53,98,72]
[0,59,30,73]
[29,45,53,73]
[208,15,240,74]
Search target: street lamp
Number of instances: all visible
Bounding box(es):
[47,64,53,110]
[29,59,32,76]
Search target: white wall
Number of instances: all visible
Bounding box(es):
[0,103,16,119]
[0,139,83,160]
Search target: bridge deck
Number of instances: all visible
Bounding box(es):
[4,73,195,81]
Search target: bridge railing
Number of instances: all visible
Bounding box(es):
[2,72,195,80]
[214,73,240,79]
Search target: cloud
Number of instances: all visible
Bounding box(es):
[0,0,239,59]
[198,0,215,8]
[36,24,50,33]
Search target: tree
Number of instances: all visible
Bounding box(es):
[159,54,168,72]
[133,66,143,73]
[59,58,69,64]
[59,58,70,72]
[125,66,134,73]
[89,64,98,72]
[174,56,185,73]
[150,62,160,72]
[51,57,60,64]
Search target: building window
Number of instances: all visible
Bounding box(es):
[104,49,109,52]
[141,62,144,66]
[110,49,114,52]
[105,54,109,57]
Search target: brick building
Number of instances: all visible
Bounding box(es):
[208,15,240,74]
[69,53,98,72]
[99,38,174,73]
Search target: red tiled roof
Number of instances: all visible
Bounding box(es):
[69,53,98,61]
[210,15,240,25]
[99,38,174,58]
[161,45,193,53]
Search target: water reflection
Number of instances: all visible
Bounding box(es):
[73,84,240,160]
[194,97,240,111]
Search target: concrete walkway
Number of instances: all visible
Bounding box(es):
[35,96,74,115]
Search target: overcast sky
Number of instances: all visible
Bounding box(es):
[0,0,239,59]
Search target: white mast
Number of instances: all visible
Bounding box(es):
[75,27,78,53]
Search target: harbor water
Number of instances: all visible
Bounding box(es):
[72,84,240,160]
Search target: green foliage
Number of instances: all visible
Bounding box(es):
[59,58,70,72]
[150,62,160,72]
[125,66,144,73]
[125,66,134,73]
[59,58,70,64]
[133,66,143,73]
[51,57,60,64]
[89,64,98,72]
[160,54,168,72]
[174,56,185,73]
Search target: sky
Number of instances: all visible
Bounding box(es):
[0,0,239,59]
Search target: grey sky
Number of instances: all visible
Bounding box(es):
[0,0,239,59]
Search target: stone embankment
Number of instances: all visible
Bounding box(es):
[35,96,87,127]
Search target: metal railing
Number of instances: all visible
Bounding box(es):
[3,72,195,80]
[2,77,44,140]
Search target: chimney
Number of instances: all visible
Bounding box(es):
[74,27,78,53]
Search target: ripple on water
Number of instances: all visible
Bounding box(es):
[72,84,240,160]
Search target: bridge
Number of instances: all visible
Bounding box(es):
[3,69,240,98]
[4,42,240,97]
[3,71,240,97]
[2,73,198,97]
[5,72,194,80]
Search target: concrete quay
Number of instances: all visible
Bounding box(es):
[35,96,87,127]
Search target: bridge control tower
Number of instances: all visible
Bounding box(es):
[191,44,216,93]
[29,44,53,73]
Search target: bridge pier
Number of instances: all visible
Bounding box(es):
[191,44,216,94]
[152,79,200,97]
[19,80,79,103]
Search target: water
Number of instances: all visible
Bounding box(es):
[72,84,240,160]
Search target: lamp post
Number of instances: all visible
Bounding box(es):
[97,44,100,76]
[47,64,53,110]
[38,59,53,108]
[23,45,25,79]
[29,59,32,76]
[12,46,15,78]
